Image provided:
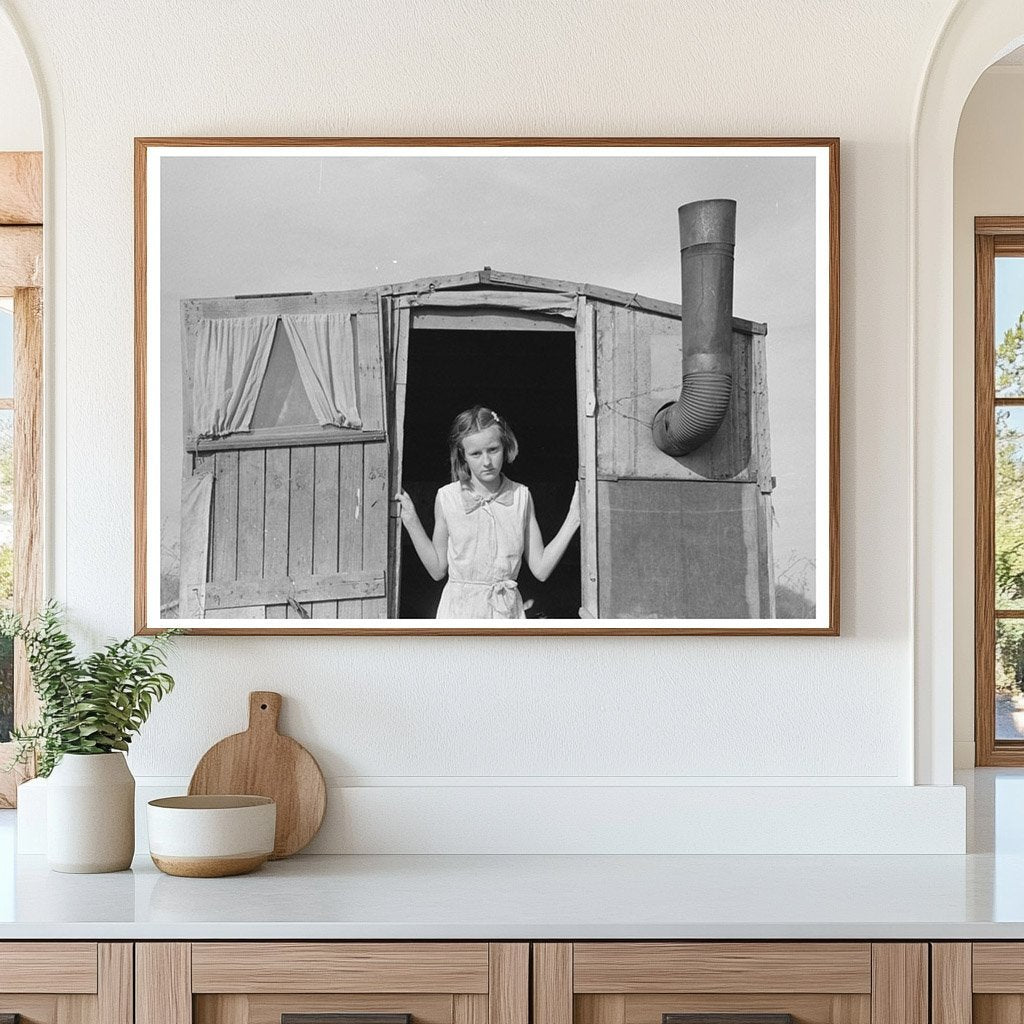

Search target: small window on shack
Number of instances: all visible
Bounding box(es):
[189,311,373,453]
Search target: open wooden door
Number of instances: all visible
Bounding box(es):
[382,291,409,619]
[575,296,598,619]
[178,288,390,624]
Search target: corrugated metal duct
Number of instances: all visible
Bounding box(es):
[652,198,737,457]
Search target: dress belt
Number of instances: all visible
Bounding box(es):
[450,578,520,615]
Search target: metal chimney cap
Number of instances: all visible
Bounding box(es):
[678,199,737,249]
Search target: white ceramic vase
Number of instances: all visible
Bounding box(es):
[46,752,135,873]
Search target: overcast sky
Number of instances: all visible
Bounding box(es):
[158,149,819,587]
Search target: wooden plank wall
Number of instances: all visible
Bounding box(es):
[595,302,759,482]
[752,331,776,615]
[195,304,388,620]
[202,449,388,619]
[592,299,773,618]
[355,303,389,619]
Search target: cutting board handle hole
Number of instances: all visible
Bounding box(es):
[260,703,268,710]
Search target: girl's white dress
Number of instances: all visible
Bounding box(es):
[436,476,529,619]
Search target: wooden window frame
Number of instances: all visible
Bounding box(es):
[180,307,386,456]
[975,217,1024,765]
[188,424,384,454]
[0,151,43,807]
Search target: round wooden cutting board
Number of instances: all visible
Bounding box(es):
[188,691,327,859]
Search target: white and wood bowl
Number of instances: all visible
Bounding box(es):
[147,795,276,877]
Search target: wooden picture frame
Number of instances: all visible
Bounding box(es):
[135,137,839,635]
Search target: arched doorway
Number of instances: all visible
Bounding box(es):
[913,0,1024,784]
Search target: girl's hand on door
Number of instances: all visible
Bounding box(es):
[396,490,418,526]
[566,481,581,532]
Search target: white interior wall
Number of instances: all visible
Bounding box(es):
[0,0,977,852]
[952,65,1024,768]
[0,15,39,151]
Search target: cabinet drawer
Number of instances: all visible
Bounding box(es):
[571,942,872,1024]
[973,944,1024,992]
[534,943,926,1024]
[0,942,98,994]
[139,942,528,1024]
[572,943,871,994]
[937,942,1024,1024]
[191,943,490,993]
[0,943,130,1024]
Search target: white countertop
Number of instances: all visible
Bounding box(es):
[1,768,1022,941]
[0,849,1021,940]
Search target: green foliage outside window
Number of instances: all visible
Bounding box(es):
[995,311,1024,694]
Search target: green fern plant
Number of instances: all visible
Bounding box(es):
[0,603,180,777]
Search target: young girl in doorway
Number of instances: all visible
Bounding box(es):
[397,406,581,620]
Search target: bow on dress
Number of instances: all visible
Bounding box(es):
[460,481,515,514]
[459,480,519,616]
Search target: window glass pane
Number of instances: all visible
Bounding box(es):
[997,407,1024,609]
[997,620,1024,740]
[0,306,12,398]
[0,409,10,742]
[996,256,1024,397]
[250,322,317,428]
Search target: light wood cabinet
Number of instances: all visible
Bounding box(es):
[136,944,528,1024]
[532,943,928,1024]
[932,943,1024,1024]
[0,943,132,1024]
[0,937,958,1024]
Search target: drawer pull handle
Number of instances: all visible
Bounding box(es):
[664,1016,795,1024]
[283,1016,411,1024]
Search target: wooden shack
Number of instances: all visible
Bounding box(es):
[177,266,774,621]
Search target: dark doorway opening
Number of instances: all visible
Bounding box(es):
[399,326,581,619]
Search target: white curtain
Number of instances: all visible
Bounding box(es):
[280,314,362,429]
[192,316,278,437]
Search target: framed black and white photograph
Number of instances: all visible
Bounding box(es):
[135,137,839,635]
